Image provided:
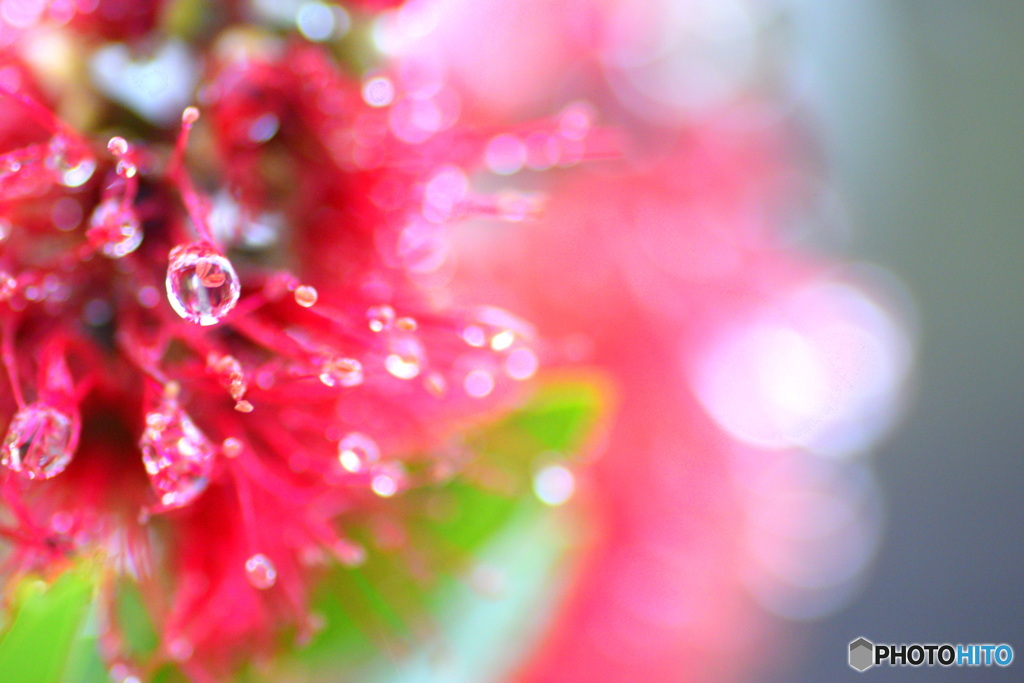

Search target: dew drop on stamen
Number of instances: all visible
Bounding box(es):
[107,137,129,156]
[166,242,240,325]
[293,285,318,308]
[319,357,363,387]
[1,403,76,480]
[182,106,200,126]
[337,432,379,473]
[245,553,277,589]
[139,399,215,508]
[222,437,243,458]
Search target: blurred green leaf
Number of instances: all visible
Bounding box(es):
[274,377,603,680]
[0,561,99,683]
[502,378,604,453]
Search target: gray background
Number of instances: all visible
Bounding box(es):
[772,1,1024,680]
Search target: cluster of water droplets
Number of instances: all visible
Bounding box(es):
[458,309,539,396]
[336,431,407,498]
[207,353,252,412]
[139,391,216,509]
[367,305,426,381]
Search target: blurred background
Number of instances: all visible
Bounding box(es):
[776,1,1024,679]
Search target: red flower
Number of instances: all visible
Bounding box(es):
[0,26,589,680]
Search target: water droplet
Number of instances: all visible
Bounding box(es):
[166,637,193,662]
[506,347,538,380]
[88,198,142,258]
[49,136,96,188]
[222,437,243,458]
[490,329,515,351]
[367,304,395,332]
[385,335,424,380]
[485,134,527,175]
[245,553,277,589]
[337,432,379,473]
[1,403,77,480]
[296,1,337,42]
[166,242,241,326]
[115,159,137,178]
[0,218,11,242]
[247,113,279,143]
[294,285,318,308]
[464,369,495,398]
[362,76,395,107]
[558,101,594,141]
[424,372,446,396]
[234,400,254,413]
[0,272,17,301]
[107,136,129,156]
[139,399,215,508]
[318,357,363,387]
[462,325,486,347]
[182,106,200,126]
[533,464,575,506]
[370,462,406,498]
[137,286,160,308]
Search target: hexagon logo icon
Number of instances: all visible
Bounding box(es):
[849,637,874,672]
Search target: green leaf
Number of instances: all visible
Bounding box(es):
[503,377,604,453]
[0,561,100,683]
[268,377,603,680]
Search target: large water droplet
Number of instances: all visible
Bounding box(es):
[1,403,77,480]
[337,432,379,473]
[245,553,277,589]
[165,242,240,325]
[88,198,142,258]
[139,399,215,508]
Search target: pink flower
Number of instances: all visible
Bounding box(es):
[453,129,907,681]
